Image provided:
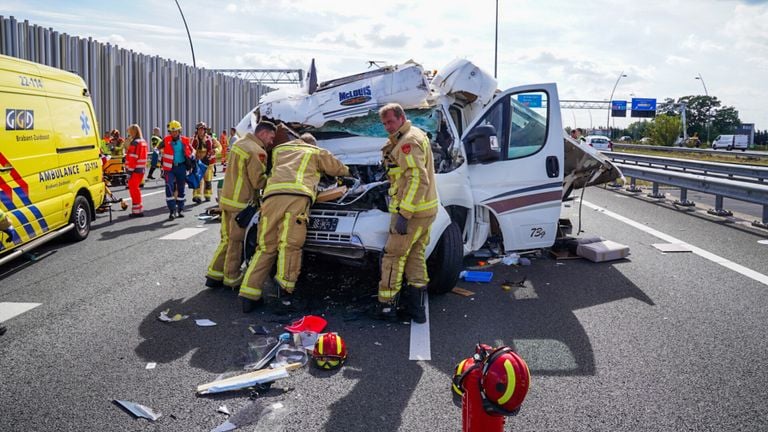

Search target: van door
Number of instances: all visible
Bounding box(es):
[462,84,563,251]
[0,90,60,242]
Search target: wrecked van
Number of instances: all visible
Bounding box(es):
[236,59,621,294]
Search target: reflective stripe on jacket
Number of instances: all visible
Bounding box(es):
[192,134,222,165]
[126,138,149,173]
[161,135,192,171]
[263,140,349,202]
[219,133,268,212]
[381,121,438,219]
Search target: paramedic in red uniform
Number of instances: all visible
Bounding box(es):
[125,124,149,217]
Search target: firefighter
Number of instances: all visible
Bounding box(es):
[239,132,349,313]
[206,121,276,290]
[160,120,194,220]
[374,103,438,323]
[125,124,149,217]
[219,129,229,168]
[147,127,163,180]
[191,122,222,203]
[108,129,125,157]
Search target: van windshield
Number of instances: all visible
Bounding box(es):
[301,108,440,140]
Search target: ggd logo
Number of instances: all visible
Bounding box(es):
[5,109,35,130]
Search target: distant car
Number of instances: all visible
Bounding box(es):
[583,135,613,151]
[639,137,652,145]
[618,135,632,142]
[711,134,748,151]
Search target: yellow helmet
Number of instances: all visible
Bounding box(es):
[167,120,182,132]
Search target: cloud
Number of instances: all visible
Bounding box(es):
[681,34,725,52]
[225,4,237,12]
[665,55,691,65]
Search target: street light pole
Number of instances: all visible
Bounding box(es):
[696,73,710,144]
[174,0,196,68]
[606,71,627,136]
[494,0,498,79]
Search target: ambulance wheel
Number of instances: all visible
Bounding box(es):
[66,195,92,242]
[427,222,462,295]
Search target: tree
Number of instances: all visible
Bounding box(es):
[626,120,652,140]
[648,114,681,146]
[658,95,741,144]
[711,106,740,136]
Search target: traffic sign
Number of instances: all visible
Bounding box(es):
[611,100,627,117]
[517,94,542,108]
[631,98,656,118]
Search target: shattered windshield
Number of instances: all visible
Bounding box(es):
[303,108,440,139]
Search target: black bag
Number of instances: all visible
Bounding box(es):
[184,156,195,171]
[235,203,258,228]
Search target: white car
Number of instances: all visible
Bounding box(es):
[238,60,621,293]
[583,135,613,151]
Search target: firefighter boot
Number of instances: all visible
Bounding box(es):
[403,285,427,324]
[205,276,224,289]
[241,297,263,313]
[371,295,399,322]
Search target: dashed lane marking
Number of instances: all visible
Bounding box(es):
[409,295,431,361]
[0,302,41,323]
[159,228,207,240]
[583,200,768,287]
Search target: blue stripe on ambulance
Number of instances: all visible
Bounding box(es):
[11,209,37,238]
[13,187,48,233]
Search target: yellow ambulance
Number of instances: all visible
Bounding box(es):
[0,54,104,265]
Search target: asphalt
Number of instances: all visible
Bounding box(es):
[1,180,767,431]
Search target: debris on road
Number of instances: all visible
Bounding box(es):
[112,399,161,421]
[652,243,693,253]
[211,420,237,432]
[145,362,156,370]
[211,401,288,432]
[501,253,520,266]
[501,277,527,292]
[196,363,302,395]
[217,405,231,416]
[451,287,475,297]
[0,325,6,336]
[158,309,188,322]
[576,239,630,262]
[284,315,327,333]
[195,319,217,327]
[248,325,269,335]
[459,270,493,283]
[274,345,309,367]
[244,334,291,371]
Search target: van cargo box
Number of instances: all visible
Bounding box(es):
[576,240,630,262]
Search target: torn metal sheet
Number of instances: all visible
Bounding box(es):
[217,405,231,416]
[211,420,237,432]
[113,400,161,421]
[197,363,300,395]
[652,243,694,253]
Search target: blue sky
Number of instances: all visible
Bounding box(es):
[2,0,767,129]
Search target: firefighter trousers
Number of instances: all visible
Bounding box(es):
[193,164,215,200]
[207,210,246,287]
[239,195,310,301]
[378,214,434,303]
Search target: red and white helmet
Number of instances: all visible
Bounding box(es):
[312,333,348,370]
[479,347,530,415]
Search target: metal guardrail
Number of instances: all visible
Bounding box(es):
[613,143,768,159]
[605,152,768,184]
[606,154,768,227]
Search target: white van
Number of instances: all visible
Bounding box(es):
[712,134,749,151]
[237,60,621,293]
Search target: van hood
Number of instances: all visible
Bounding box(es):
[563,136,623,194]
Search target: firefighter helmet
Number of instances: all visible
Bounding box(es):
[195,121,208,130]
[479,347,530,415]
[167,120,182,132]
[451,356,476,397]
[312,333,347,370]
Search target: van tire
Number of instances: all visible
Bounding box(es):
[66,195,92,242]
[727,145,733,151]
[427,222,462,295]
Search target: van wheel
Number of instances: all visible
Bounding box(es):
[727,145,733,151]
[427,222,463,295]
[66,195,91,242]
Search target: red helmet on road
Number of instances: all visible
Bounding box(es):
[451,356,476,397]
[312,333,348,370]
[479,347,530,415]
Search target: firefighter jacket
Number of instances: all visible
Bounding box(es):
[160,135,193,171]
[125,138,149,174]
[381,120,438,219]
[192,134,222,165]
[108,137,125,157]
[219,133,269,213]
[263,140,349,202]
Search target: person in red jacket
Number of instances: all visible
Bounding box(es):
[125,124,149,217]
[160,120,194,220]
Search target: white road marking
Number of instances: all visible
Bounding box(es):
[159,228,207,240]
[409,295,431,361]
[758,240,768,245]
[583,200,768,287]
[0,302,41,323]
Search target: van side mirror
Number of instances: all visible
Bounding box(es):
[465,124,500,164]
